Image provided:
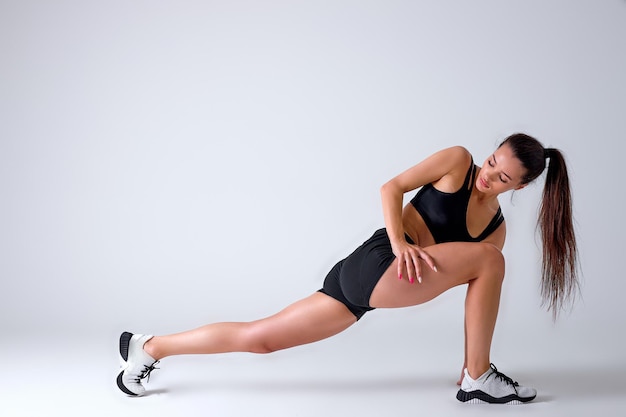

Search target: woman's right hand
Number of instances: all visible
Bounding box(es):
[391,239,437,284]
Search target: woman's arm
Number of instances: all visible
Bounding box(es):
[380,146,472,282]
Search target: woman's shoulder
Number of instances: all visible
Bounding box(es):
[421,146,475,192]
[437,146,473,170]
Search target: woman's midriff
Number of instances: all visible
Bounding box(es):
[402,204,436,247]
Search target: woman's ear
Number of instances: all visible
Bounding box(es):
[514,183,528,191]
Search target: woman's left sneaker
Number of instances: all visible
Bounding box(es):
[456,363,537,404]
[116,332,159,396]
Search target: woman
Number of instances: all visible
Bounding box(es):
[116,133,578,404]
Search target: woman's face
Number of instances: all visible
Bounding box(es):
[476,144,528,194]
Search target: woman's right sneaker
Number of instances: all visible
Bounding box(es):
[456,363,537,404]
[116,332,159,396]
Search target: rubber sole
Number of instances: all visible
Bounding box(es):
[119,331,133,362]
[117,331,139,396]
[459,397,524,405]
[117,371,138,396]
[456,389,535,404]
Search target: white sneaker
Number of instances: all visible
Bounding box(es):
[456,363,537,404]
[116,332,159,396]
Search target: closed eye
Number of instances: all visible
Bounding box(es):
[490,155,510,183]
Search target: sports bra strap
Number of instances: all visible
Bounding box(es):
[462,158,476,191]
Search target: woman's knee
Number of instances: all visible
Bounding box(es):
[241,322,283,354]
[477,243,505,277]
[248,342,277,354]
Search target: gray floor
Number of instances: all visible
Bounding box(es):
[3,329,625,417]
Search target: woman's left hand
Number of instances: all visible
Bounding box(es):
[391,239,437,284]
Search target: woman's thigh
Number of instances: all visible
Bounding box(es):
[369,242,504,308]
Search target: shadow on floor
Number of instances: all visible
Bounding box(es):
[515,365,626,399]
[155,364,625,401]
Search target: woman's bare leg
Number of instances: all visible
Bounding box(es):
[457,316,468,385]
[369,241,505,380]
[143,292,357,360]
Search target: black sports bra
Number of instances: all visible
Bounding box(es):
[409,158,504,244]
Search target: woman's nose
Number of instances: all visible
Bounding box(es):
[485,169,497,180]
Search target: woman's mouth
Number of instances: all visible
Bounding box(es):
[479,177,489,189]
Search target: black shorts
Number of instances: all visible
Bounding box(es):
[318,228,414,320]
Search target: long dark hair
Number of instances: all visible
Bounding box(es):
[499,133,579,318]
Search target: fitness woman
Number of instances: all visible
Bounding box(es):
[116,133,578,404]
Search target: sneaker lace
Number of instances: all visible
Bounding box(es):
[486,363,519,394]
[135,361,160,383]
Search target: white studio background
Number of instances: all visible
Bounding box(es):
[1,0,625,415]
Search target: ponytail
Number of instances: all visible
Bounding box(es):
[499,134,580,318]
[539,148,579,318]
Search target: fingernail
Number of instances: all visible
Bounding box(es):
[399,274,402,280]
[409,277,414,284]
[418,276,422,284]
[434,266,438,273]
